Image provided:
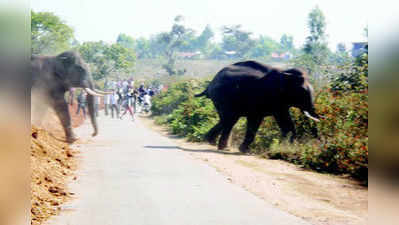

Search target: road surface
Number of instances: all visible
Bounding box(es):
[47,114,310,225]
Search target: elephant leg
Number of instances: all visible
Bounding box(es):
[52,96,77,143]
[274,111,296,143]
[239,116,263,153]
[218,116,239,150]
[205,122,223,145]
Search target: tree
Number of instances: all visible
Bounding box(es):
[31,11,74,55]
[135,37,152,58]
[292,6,330,81]
[104,43,136,72]
[336,42,346,53]
[117,33,135,50]
[250,35,281,58]
[303,6,329,65]
[158,15,192,75]
[280,34,294,52]
[77,41,136,80]
[221,25,255,58]
[195,25,214,54]
[331,42,351,65]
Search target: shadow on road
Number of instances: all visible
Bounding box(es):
[144,145,245,156]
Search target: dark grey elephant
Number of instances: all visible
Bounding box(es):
[195,60,320,153]
[31,51,109,143]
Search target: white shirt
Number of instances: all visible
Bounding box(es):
[110,93,119,105]
[144,94,151,105]
[104,94,111,104]
[122,81,128,89]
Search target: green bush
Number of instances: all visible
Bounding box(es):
[330,53,368,91]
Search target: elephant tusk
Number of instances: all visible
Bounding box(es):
[304,111,320,122]
[85,88,104,97]
[94,89,113,95]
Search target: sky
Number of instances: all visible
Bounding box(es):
[31,0,369,50]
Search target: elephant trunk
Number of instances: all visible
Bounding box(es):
[86,83,98,137]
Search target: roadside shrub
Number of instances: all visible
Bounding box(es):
[330,53,368,91]
[151,81,196,115]
[168,96,218,141]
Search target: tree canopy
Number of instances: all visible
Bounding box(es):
[31,11,74,55]
[221,25,255,58]
[303,6,329,65]
[77,41,136,80]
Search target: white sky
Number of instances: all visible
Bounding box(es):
[31,0,369,50]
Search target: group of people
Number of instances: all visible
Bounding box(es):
[103,79,160,121]
[69,78,162,121]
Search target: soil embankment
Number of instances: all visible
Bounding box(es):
[31,104,85,225]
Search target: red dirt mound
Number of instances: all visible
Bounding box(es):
[31,104,85,225]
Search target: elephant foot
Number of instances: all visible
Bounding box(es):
[207,138,217,146]
[66,135,78,144]
[204,135,217,146]
[239,144,250,153]
[217,142,227,150]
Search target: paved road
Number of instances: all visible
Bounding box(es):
[47,114,310,225]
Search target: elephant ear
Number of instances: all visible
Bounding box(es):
[283,68,307,87]
[54,52,75,79]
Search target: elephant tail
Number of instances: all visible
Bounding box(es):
[194,88,208,98]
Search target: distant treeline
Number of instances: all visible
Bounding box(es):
[32,6,366,79]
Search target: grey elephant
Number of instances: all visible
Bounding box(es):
[195,60,320,153]
[31,51,109,143]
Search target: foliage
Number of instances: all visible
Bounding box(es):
[156,15,194,75]
[303,6,329,67]
[127,21,289,61]
[336,42,346,53]
[195,25,215,55]
[116,33,135,50]
[221,25,255,58]
[280,34,294,52]
[135,37,151,58]
[31,11,74,55]
[250,35,281,58]
[330,51,368,91]
[76,41,136,80]
[290,7,333,85]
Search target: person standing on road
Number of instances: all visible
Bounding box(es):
[109,90,120,119]
[104,93,111,116]
[76,92,87,119]
[119,84,135,121]
[119,92,135,121]
[69,88,75,106]
[143,92,152,113]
